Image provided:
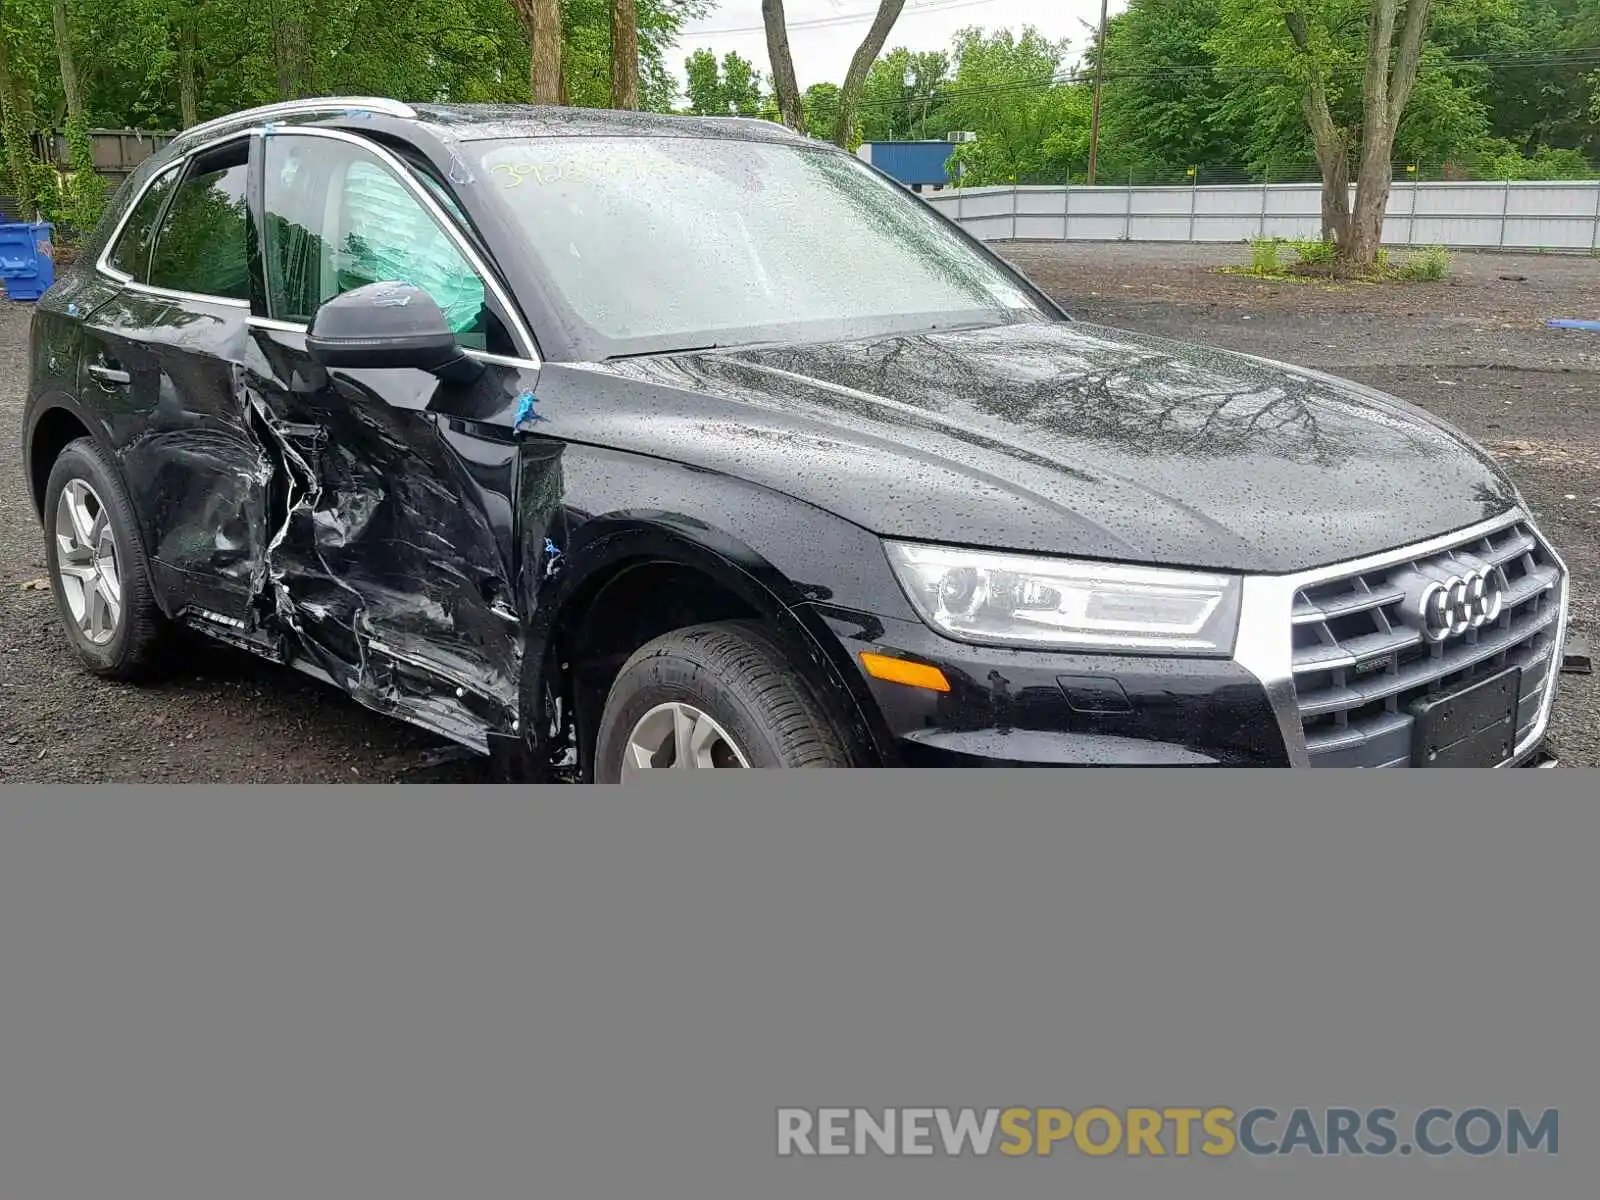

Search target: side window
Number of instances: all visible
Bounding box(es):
[148,145,251,300]
[263,136,495,351]
[106,166,180,281]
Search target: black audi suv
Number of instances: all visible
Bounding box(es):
[21,98,1570,774]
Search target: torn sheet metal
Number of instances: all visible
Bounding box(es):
[216,351,533,753]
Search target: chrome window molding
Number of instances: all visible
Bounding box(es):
[124,281,250,309]
[94,160,186,285]
[180,97,415,143]
[1232,509,1568,767]
[244,316,306,333]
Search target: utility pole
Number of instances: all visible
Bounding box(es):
[1087,0,1109,184]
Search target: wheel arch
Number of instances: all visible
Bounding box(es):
[25,398,104,518]
[533,513,892,774]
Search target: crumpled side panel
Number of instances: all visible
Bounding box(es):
[232,364,523,751]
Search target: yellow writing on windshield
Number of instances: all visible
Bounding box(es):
[490,157,678,189]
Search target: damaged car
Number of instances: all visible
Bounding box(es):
[22,98,1570,773]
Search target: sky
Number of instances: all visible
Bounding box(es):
[668,0,1127,93]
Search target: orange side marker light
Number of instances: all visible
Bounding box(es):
[859,652,951,693]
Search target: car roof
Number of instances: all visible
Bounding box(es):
[165,97,816,159]
[408,103,816,145]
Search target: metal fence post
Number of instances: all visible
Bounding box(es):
[1499,178,1512,248]
[1591,184,1600,252]
[1011,185,1018,240]
[1062,181,1071,242]
[1188,172,1198,241]
[1123,169,1134,241]
[1259,176,1269,239]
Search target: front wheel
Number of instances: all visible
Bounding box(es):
[594,621,853,778]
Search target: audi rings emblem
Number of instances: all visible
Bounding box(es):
[1395,557,1504,643]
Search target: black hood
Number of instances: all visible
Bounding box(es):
[559,319,1518,574]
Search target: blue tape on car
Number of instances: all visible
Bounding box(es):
[514,391,545,428]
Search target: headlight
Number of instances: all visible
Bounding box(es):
[884,542,1241,655]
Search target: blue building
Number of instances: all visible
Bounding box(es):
[855,140,967,192]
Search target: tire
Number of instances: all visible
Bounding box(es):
[42,437,171,680]
[594,620,853,778]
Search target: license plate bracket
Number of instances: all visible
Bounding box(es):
[1409,665,1522,767]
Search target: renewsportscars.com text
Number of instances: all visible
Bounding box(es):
[777,1106,1558,1158]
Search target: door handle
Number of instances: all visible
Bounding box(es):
[88,363,131,386]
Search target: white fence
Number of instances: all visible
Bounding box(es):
[923,180,1600,251]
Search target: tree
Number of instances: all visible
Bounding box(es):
[940,26,1086,185]
[761,0,908,146]
[832,0,905,146]
[1214,1,1444,268]
[1095,0,1246,181]
[684,45,721,114]
[48,0,79,119]
[610,0,638,108]
[512,0,563,102]
[761,0,804,131]
[802,82,840,135]
[858,46,949,141]
[720,49,761,115]
[682,47,762,116]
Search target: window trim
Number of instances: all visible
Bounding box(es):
[96,136,253,309]
[95,123,540,368]
[96,161,184,286]
[258,126,539,364]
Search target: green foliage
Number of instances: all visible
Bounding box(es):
[3,0,707,131]
[1477,139,1597,179]
[1247,235,1286,275]
[1291,236,1338,267]
[802,83,861,149]
[53,114,108,234]
[941,27,1089,186]
[682,47,762,117]
[1396,244,1451,280]
[858,47,950,142]
[1095,0,1249,182]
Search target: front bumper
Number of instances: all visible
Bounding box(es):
[814,610,1292,767]
[809,514,1568,768]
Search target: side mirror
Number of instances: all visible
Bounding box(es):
[306,282,482,382]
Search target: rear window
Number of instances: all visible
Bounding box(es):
[106,166,180,281]
[148,149,251,301]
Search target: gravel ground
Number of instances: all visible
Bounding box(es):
[2,244,1594,779]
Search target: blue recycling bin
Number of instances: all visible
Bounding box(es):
[0,221,55,301]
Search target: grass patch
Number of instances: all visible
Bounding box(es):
[1244,235,1286,276]
[1290,237,1339,269]
[1219,238,1449,283]
[1395,244,1450,281]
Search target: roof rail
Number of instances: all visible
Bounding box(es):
[180,96,415,142]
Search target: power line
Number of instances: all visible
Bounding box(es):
[683,0,1004,39]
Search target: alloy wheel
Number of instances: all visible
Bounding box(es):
[621,701,751,775]
[53,479,123,646]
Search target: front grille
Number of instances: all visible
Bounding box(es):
[1290,520,1565,767]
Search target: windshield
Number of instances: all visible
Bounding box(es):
[472,136,1049,359]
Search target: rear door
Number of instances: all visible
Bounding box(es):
[241,128,535,745]
[83,136,269,625]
